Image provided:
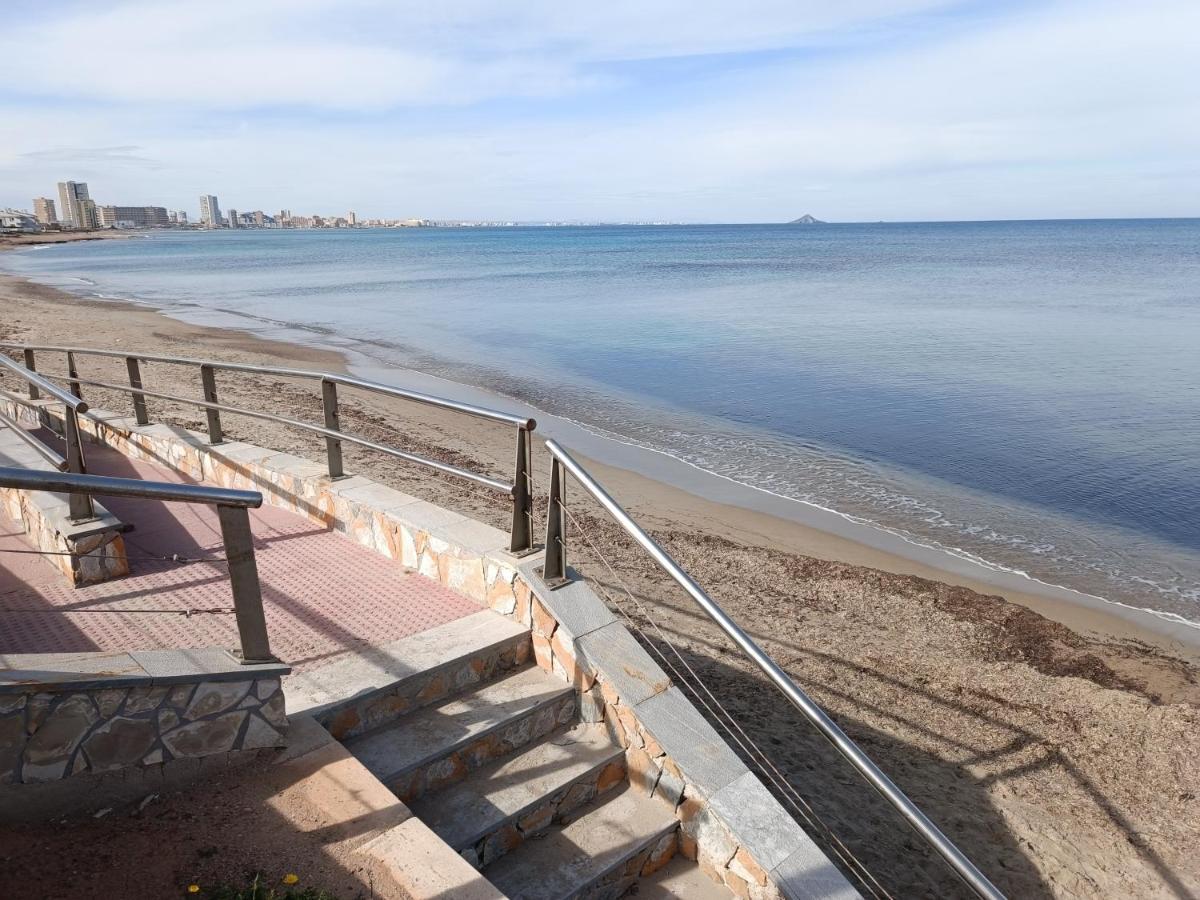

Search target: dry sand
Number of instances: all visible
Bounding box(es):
[0,230,131,249]
[1,255,1198,898]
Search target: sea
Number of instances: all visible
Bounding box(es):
[4,220,1199,630]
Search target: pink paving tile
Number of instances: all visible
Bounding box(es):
[0,436,482,673]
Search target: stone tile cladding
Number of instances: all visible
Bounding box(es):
[0,677,286,784]
[585,830,678,900]
[522,598,783,900]
[0,483,128,585]
[459,756,628,870]
[390,692,576,805]
[0,399,129,585]
[320,636,531,743]
[11,399,855,900]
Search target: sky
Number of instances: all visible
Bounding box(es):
[0,0,1197,223]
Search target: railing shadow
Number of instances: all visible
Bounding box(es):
[590,576,1194,898]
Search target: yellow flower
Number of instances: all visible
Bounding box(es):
[187,887,200,895]
[282,874,299,885]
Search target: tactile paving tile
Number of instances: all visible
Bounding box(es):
[0,440,481,673]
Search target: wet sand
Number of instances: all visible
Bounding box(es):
[1,259,1197,898]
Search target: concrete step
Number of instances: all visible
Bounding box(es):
[410,723,626,869]
[634,855,736,898]
[483,783,680,900]
[287,609,531,740]
[345,665,576,803]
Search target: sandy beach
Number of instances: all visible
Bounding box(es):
[1,254,1198,897]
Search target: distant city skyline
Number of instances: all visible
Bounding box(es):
[1,1,1198,222]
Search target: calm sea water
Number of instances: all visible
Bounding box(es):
[6,222,1199,626]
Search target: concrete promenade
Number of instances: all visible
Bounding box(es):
[0,437,481,672]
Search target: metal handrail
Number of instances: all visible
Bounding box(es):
[0,466,273,663]
[0,343,533,428]
[36,372,514,494]
[0,355,87,413]
[1,343,536,553]
[0,467,262,507]
[539,438,1005,900]
[0,408,67,471]
[0,355,93,519]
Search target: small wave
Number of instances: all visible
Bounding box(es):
[554,414,1200,631]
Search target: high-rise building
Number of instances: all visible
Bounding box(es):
[96,206,171,228]
[199,194,221,228]
[176,211,189,225]
[33,197,57,225]
[347,211,357,226]
[76,198,99,229]
[227,208,238,229]
[57,181,91,227]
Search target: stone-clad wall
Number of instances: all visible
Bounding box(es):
[516,573,858,900]
[0,397,525,612]
[0,483,128,585]
[12,397,857,899]
[0,399,129,585]
[0,677,287,785]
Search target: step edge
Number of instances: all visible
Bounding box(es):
[355,680,575,785]
[485,789,680,900]
[429,741,626,851]
[290,613,531,719]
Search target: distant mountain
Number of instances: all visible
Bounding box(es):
[788,214,825,224]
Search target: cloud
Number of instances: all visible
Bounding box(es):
[0,0,957,110]
[0,0,1197,220]
[19,146,157,166]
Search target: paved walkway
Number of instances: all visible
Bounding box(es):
[0,433,481,673]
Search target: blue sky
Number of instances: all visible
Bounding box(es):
[1,0,1197,222]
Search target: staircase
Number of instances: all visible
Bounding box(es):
[319,617,731,899]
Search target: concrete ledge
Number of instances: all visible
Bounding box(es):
[286,610,530,741]
[516,563,860,900]
[0,648,290,693]
[0,402,128,586]
[359,817,507,900]
[0,655,291,789]
[14,399,532,619]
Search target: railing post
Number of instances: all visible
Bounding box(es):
[320,378,344,478]
[200,364,223,444]
[125,356,149,425]
[22,348,39,400]
[66,351,83,401]
[541,457,568,586]
[216,504,273,663]
[510,425,534,554]
[62,408,94,521]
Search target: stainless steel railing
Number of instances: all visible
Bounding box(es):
[0,343,537,554]
[0,407,67,471]
[539,438,1005,900]
[0,466,273,663]
[0,355,94,520]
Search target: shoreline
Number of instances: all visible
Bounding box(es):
[4,258,1200,896]
[1,239,1195,660]
[342,350,1200,653]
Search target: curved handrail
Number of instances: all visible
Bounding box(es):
[0,466,270,662]
[540,438,1005,900]
[35,372,514,495]
[0,408,67,471]
[0,466,262,507]
[0,342,533,429]
[0,355,87,413]
[0,343,537,553]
